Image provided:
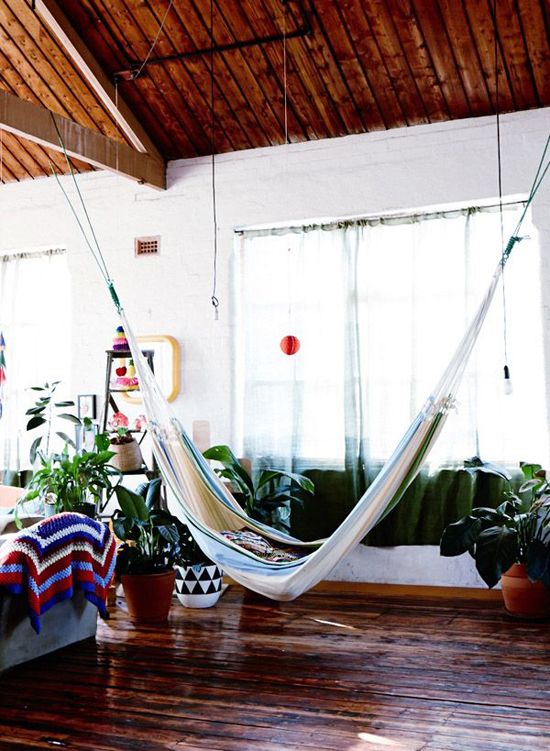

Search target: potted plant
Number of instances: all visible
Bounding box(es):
[203,444,314,533]
[440,459,550,618]
[25,381,81,463]
[109,412,143,473]
[16,430,119,522]
[174,523,223,609]
[112,481,180,622]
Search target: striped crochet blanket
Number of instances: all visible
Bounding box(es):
[0,512,116,633]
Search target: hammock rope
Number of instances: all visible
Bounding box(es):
[51,123,550,599]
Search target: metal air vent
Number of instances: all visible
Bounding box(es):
[135,236,160,256]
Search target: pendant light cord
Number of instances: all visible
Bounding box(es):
[132,0,174,81]
[493,0,510,385]
[210,0,219,319]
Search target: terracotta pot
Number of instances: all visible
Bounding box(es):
[501,563,550,619]
[110,439,143,472]
[120,570,176,622]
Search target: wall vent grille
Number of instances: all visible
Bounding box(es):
[135,236,160,256]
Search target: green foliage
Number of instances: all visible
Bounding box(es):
[203,445,315,533]
[441,460,550,589]
[25,382,81,463]
[112,482,188,574]
[16,431,119,524]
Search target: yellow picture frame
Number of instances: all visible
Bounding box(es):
[121,335,180,404]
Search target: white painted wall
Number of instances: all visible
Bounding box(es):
[1,108,549,588]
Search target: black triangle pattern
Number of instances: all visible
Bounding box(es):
[175,566,223,596]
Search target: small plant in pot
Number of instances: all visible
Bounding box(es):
[440,458,550,618]
[174,524,223,609]
[112,480,180,622]
[16,430,119,522]
[109,412,143,473]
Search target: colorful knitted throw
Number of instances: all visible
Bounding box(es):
[0,512,116,633]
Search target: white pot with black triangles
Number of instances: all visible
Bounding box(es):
[175,563,223,608]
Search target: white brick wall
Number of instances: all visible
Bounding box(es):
[1,107,549,587]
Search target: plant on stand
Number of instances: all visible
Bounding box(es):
[440,459,550,618]
[108,412,144,473]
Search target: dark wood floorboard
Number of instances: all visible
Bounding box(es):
[1,585,549,750]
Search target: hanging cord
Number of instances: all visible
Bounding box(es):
[210,0,219,320]
[0,128,3,183]
[131,0,174,81]
[48,112,122,312]
[492,0,512,395]
[283,2,288,146]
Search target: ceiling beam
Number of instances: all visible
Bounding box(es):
[0,90,166,190]
[32,0,163,162]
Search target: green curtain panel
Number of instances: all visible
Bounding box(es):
[291,467,509,546]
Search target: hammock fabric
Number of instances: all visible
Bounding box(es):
[0,512,116,632]
[120,244,517,601]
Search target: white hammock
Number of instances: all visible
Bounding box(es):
[121,252,510,601]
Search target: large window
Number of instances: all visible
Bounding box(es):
[0,248,71,470]
[236,204,548,473]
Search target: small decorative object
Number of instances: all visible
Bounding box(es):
[134,414,147,431]
[109,417,143,473]
[126,359,139,390]
[112,325,129,351]
[280,334,301,356]
[113,482,181,622]
[174,524,223,608]
[440,458,550,619]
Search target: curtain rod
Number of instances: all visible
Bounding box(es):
[0,247,65,264]
[236,200,527,238]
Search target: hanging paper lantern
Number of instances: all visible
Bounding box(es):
[280,335,301,356]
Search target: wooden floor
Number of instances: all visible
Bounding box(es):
[1,584,549,751]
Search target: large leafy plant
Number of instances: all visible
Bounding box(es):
[203,445,315,532]
[17,431,119,521]
[440,460,550,588]
[112,481,184,575]
[25,381,81,463]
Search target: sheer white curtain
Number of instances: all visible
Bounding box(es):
[236,204,548,473]
[0,249,71,471]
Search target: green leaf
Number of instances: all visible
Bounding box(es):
[464,457,511,482]
[475,526,519,588]
[114,485,150,522]
[26,415,46,431]
[58,413,81,424]
[29,436,42,464]
[203,445,255,495]
[257,469,315,494]
[29,386,45,392]
[440,516,482,556]
[157,523,180,545]
[25,406,45,416]
[54,401,75,407]
[56,431,76,450]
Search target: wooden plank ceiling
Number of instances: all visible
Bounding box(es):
[0,0,548,184]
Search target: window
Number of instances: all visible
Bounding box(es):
[0,248,71,470]
[236,204,547,473]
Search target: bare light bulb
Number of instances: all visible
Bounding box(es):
[504,364,513,396]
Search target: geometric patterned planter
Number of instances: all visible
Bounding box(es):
[175,564,223,608]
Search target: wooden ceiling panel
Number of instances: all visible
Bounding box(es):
[0,0,548,183]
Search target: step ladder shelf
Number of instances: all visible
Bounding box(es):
[101,348,156,476]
